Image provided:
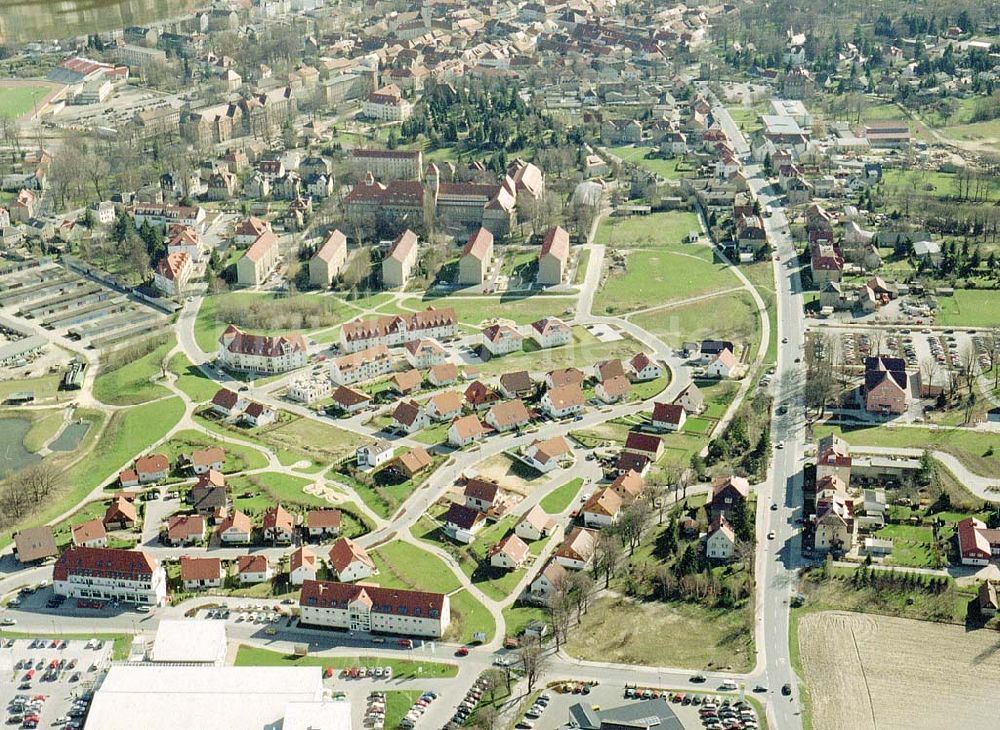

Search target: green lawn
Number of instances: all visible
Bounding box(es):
[595,211,702,247]
[608,146,696,181]
[539,477,584,514]
[92,337,175,406]
[502,604,550,638]
[0,374,64,404]
[399,294,577,327]
[743,261,778,365]
[934,289,1000,327]
[233,645,457,678]
[813,423,1000,478]
[411,420,451,446]
[941,118,1000,153]
[573,249,591,284]
[447,589,497,644]
[385,691,425,729]
[168,352,221,402]
[0,85,51,119]
[369,541,462,594]
[2,398,183,550]
[229,471,324,509]
[632,290,757,354]
[158,429,268,474]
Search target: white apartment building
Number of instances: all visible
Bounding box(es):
[329,345,393,385]
[217,325,307,374]
[299,580,449,638]
[53,546,167,606]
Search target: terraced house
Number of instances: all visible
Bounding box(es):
[298,580,450,638]
[340,308,458,353]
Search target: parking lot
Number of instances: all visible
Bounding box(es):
[1,637,108,729]
[505,681,762,730]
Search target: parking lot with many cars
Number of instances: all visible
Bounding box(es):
[1,638,109,729]
[501,681,761,730]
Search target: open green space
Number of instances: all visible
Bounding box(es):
[743,261,778,365]
[539,477,584,514]
[0,85,51,118]
[334,455,443,519]
[595,210,701,248]
[940,118,1000,153]
[0,374,64,404]
[633,290,757,355]
[51,499,115,549]
[369,540,461,594]
[572,249,591,285]
[933,289,1000,327]
[400,294,577,328]
[502,603,550,638]
[196,410,369,470]
[2,398,182,550]
[168,352,221,402]
[159,429,268,474]
[233,645,457,678]
[813,423,1000,478]
[608,146,696,181]
[385,691,425,729]
[447,589,497,644]
[227,473,369,537]
[93,337,174,406]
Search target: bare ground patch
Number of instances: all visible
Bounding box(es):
[799,611,1000,730]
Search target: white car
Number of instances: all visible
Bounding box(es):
[0,617,16,626]
[776,441,784,449]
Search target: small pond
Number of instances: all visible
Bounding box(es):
[50,420,92,452]
[0,417,41,479]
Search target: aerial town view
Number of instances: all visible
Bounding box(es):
[2,0,1000,728]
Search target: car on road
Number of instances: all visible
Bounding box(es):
[0,617,16,626]
[768,531,776,540]
[397,639,413,648]
[776,440,784,449]
[753,684,767,693]
[690,674,707,683]
[455,647,469,657]
[719,681,738,691]
[770,502,778,511]
[371,637,385,644]
[781,337,788,343]
[782,683,792,696]
[777,405,787,415]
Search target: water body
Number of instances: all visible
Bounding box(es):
[0,0,202,44]
[49,419,91,452]
[0,417,41,479]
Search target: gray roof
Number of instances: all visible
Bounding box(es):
[568,699,684,730]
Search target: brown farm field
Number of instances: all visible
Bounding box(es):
[799,611,1000,730]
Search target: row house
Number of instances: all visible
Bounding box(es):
[340,308,458,353]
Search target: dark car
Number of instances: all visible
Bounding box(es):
[782,683,792,696]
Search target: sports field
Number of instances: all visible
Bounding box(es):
[0,83,53,119]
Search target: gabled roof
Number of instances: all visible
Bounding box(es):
[387,229,418,262]
[392,399,424,427]
[307,509,342,529]
[300,579,446,617]
[555,526,597,562]
[624,430,661,454]
[237,554,269,574]
[582,487,622,517]
[262,505,293,532]
[488,399,531,428]
[180,556,223,582]
[450,414,486,440]
[428,390,464,414]
[545,383,584,409]
[461,227,494,259]
[442,502,484,530]
[464,477,500,503]
[72,519,106,544]
[215,510,252,535]
[490,533,529,563]
[13,526,57,562]
[54,546,157,582]
[166,514,205,541]
[499,370,532,393]
[327,537,375,574]
[291,546,317,573]
[540,225,570,262]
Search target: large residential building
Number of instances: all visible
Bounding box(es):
[181,87,297,145]
[218,325,307,375]
[236,230,280,287]
[53,546,167,606]
[350,149,423,181]
[382,229,419,289]
[363,84,412,121]
[329,344,392,385]
[299,579,449,637]
[816,434,852,485]
[529,317,572,349]
[308,229,347,288]
[153,251,192,296]
[458,227,494,286]
[340,308,458,353]
[133,204,206,232]
[537,226,570,286]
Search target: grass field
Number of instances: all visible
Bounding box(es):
[799,611,1000,730]
[3,409,66,453]
[233,645,457,678]
[813,423,1000,478]
[743,261,778,365]
[447,589,497,644]
[502,604,550,638]
[0,374,64,404]
[168,352,220,402]
[0,84,50,119]
[565,596,754,672]
[400,294,577,327]
[632,290,758,356]
[93,337,174,406]
[573,249,591,285]
[539,477,584,514]
[933,289,1000,327]
[940,118,1000,153]
[369,541,461,594]
[607,147,695,181]
[595,211,702,248]
[159,429,268,474]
